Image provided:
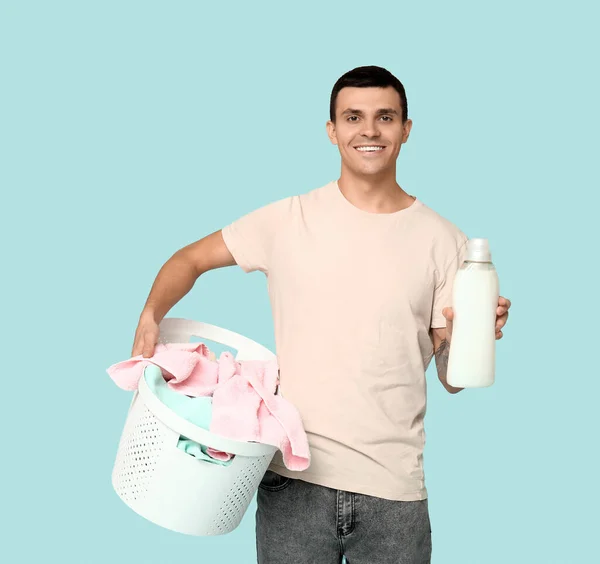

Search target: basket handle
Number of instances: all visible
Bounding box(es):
[158,318,276,362]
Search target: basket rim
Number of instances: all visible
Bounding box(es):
[159,318,276,362]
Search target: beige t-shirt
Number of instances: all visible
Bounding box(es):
[221,180,468,501]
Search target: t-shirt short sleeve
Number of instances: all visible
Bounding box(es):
[431,230,469,328]
[221,197,291,274]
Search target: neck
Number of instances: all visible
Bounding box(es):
[337,166,415,214]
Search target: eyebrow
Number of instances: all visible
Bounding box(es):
[341,108,399,116]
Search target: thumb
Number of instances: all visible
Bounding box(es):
[442,307,454,321]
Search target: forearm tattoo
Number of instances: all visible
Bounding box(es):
[434,338,450,380]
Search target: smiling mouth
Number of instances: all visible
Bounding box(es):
[354,145,386,154]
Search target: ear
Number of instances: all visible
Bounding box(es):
[402,119,413,144]
[326,120,338,145]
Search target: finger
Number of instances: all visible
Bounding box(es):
[443,307,454,320]
[495,330,503,340]
[142,336,155,359]
[497,303,512,315]
[499,296,511,309]
[142,347,155,359]
[496,316,507,330]
[131,338,143,358]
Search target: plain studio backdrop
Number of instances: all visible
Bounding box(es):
[1,1,598,563]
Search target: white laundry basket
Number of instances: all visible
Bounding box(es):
[111,318,279,536]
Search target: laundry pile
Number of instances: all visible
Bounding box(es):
[107,342,310,470]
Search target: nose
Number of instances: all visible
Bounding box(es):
[359,118,381,139]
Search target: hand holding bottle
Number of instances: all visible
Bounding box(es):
[442,296,511,342]
[446,239,511,388]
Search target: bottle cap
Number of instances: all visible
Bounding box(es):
[465,238,492,262]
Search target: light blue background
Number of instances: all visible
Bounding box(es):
[2,1,598,562]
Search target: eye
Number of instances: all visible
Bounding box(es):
[347,115,359,122]
[380,115,392,122]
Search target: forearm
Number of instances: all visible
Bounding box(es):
[434,338,464,394]
[140,250,201,323]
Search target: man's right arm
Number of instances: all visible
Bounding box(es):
[131,229,235,357]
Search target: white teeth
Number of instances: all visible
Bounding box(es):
[356,146,384,152]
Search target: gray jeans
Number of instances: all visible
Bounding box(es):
[256,470,432,563]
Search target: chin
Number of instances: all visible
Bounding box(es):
[361,165,389,176]
[344,160,389,177]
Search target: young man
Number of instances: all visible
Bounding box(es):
[132,66,511,563]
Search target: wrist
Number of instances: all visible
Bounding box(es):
[140,307,160,324]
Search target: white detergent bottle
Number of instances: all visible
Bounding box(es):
[446,238,500,388]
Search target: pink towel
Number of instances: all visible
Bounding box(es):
[107,342,235,397]
[107,343,310,471]
[211,360,309,471]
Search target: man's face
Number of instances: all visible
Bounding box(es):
[326,86,412,177]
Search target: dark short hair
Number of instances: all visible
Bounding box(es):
[329,66,408,123]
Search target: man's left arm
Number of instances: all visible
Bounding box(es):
[431,296,512,393]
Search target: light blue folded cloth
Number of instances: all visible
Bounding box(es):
[143,364,233,466]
